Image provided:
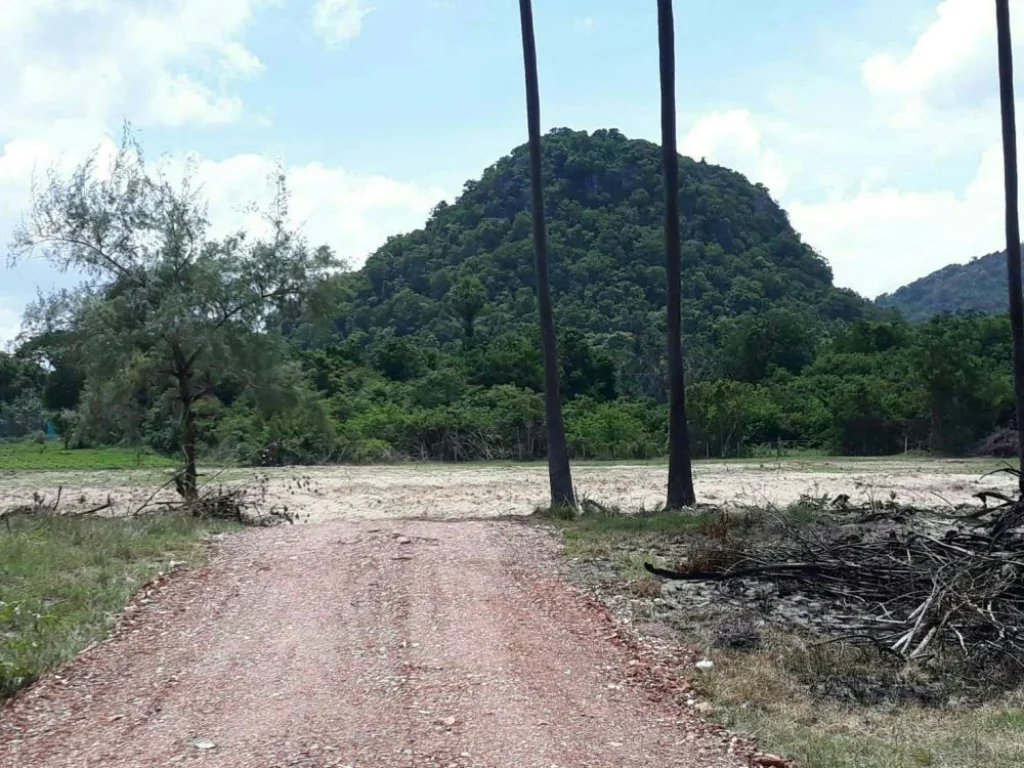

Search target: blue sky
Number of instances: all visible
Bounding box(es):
[0,0,1018,343]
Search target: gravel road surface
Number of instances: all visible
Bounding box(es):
[1,519,744,768]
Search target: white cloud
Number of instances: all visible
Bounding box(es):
[187,153,445,265]
[312,0,372,46]
[0,0,434,343]
[673,93,1017,297]
[861,0,1019,126]
[789,138,1016,298]
[0,300,24,351]
[680,109,795,197]
[0,0,269,132]
[0,122,121,241]
[0,0,452,345]
[0,131,447,342]
[763,0,1024,297]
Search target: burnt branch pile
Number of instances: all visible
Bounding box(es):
[646,491,1024,666]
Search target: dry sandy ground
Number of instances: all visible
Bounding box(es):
[0,458,1016,522]
[1,520,747,768]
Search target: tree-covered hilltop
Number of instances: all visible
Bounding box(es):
[309,128,869,393]
[876,247,1024,322]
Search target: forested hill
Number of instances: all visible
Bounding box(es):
[320,128,869,353]
[875,248,1021,321]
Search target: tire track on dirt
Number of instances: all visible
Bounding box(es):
[2,520,743,767]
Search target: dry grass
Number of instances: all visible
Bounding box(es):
[701,634,1024,767]
[0,457,1016,524]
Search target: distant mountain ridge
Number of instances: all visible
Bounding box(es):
[875,248,1022,321]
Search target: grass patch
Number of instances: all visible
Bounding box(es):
[0,513,236,698]
[553,507,723,560]
[0,442,177,471]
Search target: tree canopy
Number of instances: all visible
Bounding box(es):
[9,129,336,492]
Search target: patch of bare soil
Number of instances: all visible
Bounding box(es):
[1,520,749,768]
[0,459,1014,523]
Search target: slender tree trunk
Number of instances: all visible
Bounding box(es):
[518,0,575,508]
[658,0,696,508]
[180,394,198,504]
[171,344,199,503]
[997,0,1024,495]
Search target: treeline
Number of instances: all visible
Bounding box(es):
[294,310,1014,461]
[1,310,1013,463]
[875,247,1024,322]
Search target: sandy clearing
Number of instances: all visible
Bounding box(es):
[0,458,1015,523]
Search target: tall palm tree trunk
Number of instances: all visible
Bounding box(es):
[658,0,696,508]
[518,0,575,507]
[997,0,1024,495]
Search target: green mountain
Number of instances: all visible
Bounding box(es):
[875,248,1020,321]
[319,128,869,377]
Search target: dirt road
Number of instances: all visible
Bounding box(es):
[1,520,743,768]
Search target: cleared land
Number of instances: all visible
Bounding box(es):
[3,456,1021,767]
[554,503,1024,768]
[0,457,1016,522]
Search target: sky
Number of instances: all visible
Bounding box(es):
[0,0,1020,343]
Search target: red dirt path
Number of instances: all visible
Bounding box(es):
[1,520,746,767]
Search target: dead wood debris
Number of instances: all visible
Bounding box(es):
[151,485,299,527]
[2,471,305,529]
[645,474,1024,667]
[133,469,302,526]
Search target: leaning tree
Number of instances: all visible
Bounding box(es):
[658,0,697,507]
[996,0,1024,495]
[517,0,575,507]
[10,127,336,500]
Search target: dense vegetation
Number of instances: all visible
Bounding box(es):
[876,247,1024,322]
[310,129,866,371]
[2,128,1016,464]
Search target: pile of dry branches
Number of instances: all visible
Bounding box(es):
[647,484,1024,666]
[133,470,301,527]
[1,470,302,529]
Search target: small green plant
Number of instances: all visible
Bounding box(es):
[532,502,578,521]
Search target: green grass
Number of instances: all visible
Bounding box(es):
[0,442,178,471]
[0,513,236,698]
[553,508,722,560]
